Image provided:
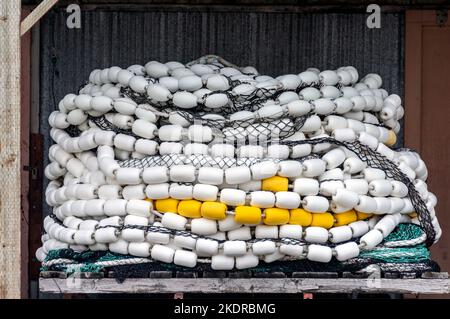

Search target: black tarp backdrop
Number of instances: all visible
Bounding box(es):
[39,8,405,215]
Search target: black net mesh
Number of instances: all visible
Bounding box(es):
[280,137,436,246]
[120,86,158,106]
[98,222,318,247]
[118,137,435,246]
[87,112,308,144]
[118,66,320,118]
[221,117,305,143]
[65,125,82,137]
[88,115,138,138]
[119,154,281,170]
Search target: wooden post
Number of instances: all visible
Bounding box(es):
[20,8,32,298]
[0,0,22,299]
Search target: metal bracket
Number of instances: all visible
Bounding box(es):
[436,9,448,27]
[22,165,38,179]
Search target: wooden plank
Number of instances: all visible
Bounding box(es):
[0,0,22,299]
[404,9,450,300]
[203,271,226,278]
[405,10,449,152]
[176,272,198,278]
[28,134,44,282]
[292,272,338,278]
[40,271,67,279]
[70,272,104,279]
[419,16,450,282]
[422,272,449,279]
[405,10,423,152]
[21,0,450,11]
[20,0,59,36]
[149,271,173,279]
[39,278,450,294]
[20,1,422,14]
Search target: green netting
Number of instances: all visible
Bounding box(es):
[41,223,434,276]
[356,224,430,263]
[44,249,134,264]
[359,244,430,263]
[384,223,424,243]
[41,250,138,273]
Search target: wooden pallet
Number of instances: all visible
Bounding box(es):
[39,271,450,294]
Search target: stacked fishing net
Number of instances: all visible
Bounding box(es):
[37,55,441,273]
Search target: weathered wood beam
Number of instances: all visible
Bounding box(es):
[40,278,450,294]
[0,0,22,299]
[20,0,58,36]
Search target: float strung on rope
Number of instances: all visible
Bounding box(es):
[37,55,440,272]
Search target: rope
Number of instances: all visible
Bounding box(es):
[381,234,427,248]
[42,258,76,267]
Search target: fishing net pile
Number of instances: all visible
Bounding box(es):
[37,55,441,276]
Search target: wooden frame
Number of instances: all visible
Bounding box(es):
[404,10,449,151]
[404,12,450,296]
[39,277,450,295]
[21,0,58,36]
[20,8,32,298]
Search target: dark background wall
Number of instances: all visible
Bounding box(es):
[22,0,450,7]
[39,7,405,213]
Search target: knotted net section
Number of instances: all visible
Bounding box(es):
[280,137,436,246]
[119,154,283,170]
